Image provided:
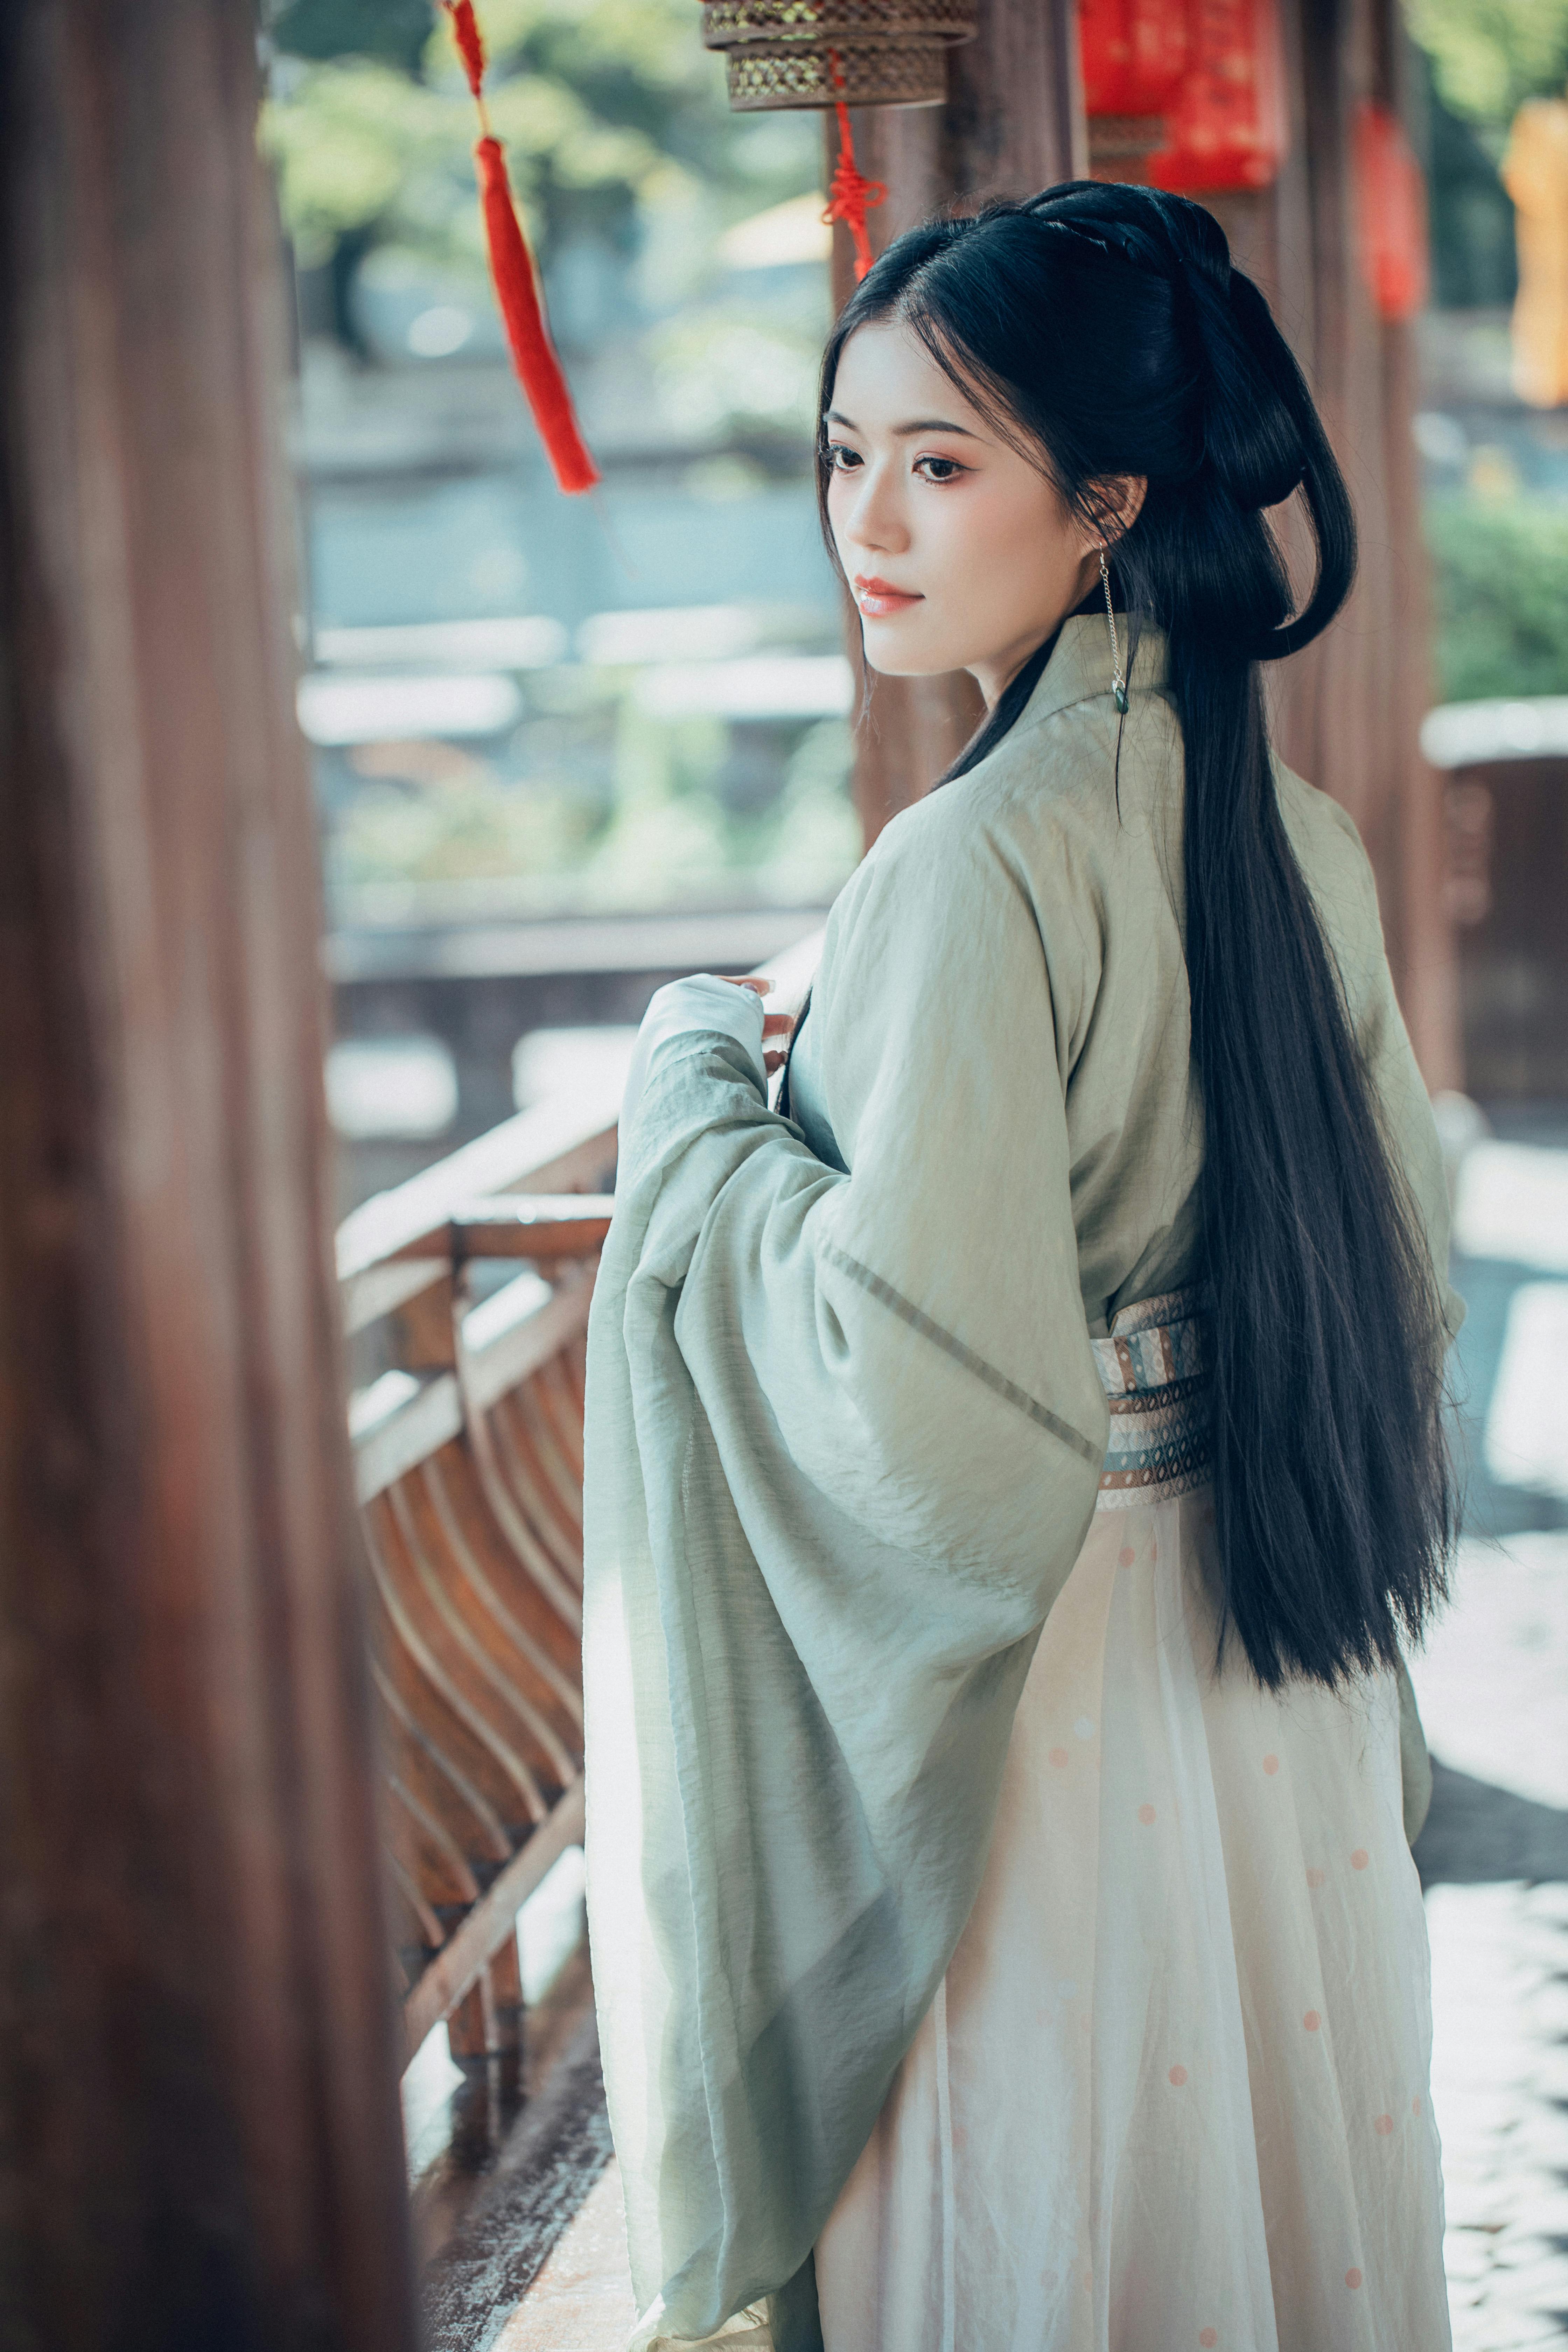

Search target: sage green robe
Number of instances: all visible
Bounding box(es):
[582,616,1460,2352]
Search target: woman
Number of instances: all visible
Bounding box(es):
[584,183,1460,2352]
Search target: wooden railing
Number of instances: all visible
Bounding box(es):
[338,931,820,2091]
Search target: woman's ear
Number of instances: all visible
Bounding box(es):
[1083,475,1148,551]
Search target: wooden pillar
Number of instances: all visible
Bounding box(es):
[828,0,1089,847]
[1371,0,1463,1086]
[1128,0,1461,1085]
[0,6,417,2347]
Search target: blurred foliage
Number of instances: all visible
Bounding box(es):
[328,706,858,908]
[1422,52,1520,303]
[262,0,808,281]
[650,314,824,436]
[1404,0,1568,127]
[329,763,598,884]
[270,0,436,72]
[1426,495,1568,700]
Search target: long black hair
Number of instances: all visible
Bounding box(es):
[814,184,1452,1690]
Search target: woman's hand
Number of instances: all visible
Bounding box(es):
[618,975,782,1170]
[721,974,796,1073]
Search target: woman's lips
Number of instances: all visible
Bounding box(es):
[853,575,922,618]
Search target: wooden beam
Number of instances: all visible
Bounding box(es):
[0,5,416,2345]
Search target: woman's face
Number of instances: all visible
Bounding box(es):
[825,317,1104,708]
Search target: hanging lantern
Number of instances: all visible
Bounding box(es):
[1079,0,1192,180]
[1079,0,1190,120]
[699,2,976,111]
[1147,0,1286,194]
[1354,102,1429,322]
[700,1,976,279]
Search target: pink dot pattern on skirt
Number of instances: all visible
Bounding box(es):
[1049,1746,1070,1769]
[1303,2009,1321,2032]
[1375,2113,1394,2136]
[1138,1803,1157,1825]
[1412,2095,1422,2115]
[1263,1754,1280,1775]
[1168,2064,1188,2086]
[1119,1545,1136,1566]
[1345,2268,1363,2290]
[1306,1867,1326,1889]
[1351,1848,1369,1870]
[1200,2333,1218,2348]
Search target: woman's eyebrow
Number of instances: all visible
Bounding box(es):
[825,408,983,439]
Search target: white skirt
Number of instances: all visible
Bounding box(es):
[815,1485,1451,2352]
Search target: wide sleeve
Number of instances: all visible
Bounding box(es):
[583,790,1108,2352]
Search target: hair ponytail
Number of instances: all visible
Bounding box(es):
[818,184,1452,1689]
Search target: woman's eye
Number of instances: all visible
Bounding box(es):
[826,443,862,472]
[915,455,965,483]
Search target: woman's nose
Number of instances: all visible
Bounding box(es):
[844,460,909,555]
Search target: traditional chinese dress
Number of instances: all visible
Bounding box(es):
[584,615,1460,2352]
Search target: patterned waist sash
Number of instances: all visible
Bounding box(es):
[1092,1286,1212,1507]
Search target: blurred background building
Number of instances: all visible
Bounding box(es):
[261,0,854,1204]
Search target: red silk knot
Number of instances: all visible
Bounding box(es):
[442,1,600,493]
[823,97,885,284]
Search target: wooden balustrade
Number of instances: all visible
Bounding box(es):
[345,1124,617,2079]
[342,931,821,2109]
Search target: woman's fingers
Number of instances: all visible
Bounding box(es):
[763,1050,788,1073]
[713,974,792,1038]
[714,973,792,1057]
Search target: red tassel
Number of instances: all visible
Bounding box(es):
[472,137,600,492]
[448,0,486,96]
[822,60,886,284]
[443,2,600,494]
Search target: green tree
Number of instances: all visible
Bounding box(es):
[262,0,813,297]
[1404,0,1568,127]
[270,0,435,73]
[1426,495,1568,701]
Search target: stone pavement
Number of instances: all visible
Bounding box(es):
[1415,1116,1568,2350]
[493,2163,634,2352]
[1414,1539,1568,2350]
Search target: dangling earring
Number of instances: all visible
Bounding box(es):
[1099,546,1128,714]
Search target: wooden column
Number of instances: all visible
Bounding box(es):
[0,6,417,2347]
[828,0,1089,847]
[1114,0,1461,1085]
[1370,0,1463,1086]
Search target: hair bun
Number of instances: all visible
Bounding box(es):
[1157,229,1307,511]
[1210,271,1311,509]
[1049,187,1306,515]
